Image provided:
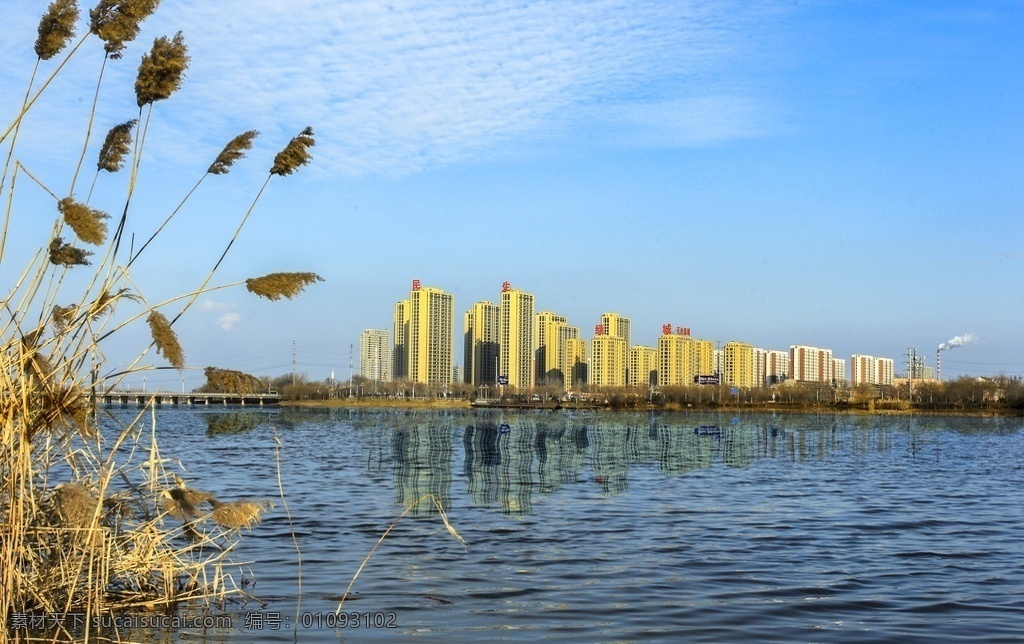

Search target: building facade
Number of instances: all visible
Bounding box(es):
[359,329,391,383]
[499,283,534,389]
[393,299,410,380]
[754,348,789,387]
[789,344,835,383]
[591,328,626,388]
[851,355,895,386]
[408,281,454,385]
[600,313,631,382]
[723,341,755,388]
[564,337,588,388]
[535,311,568,385]
[464,301,499,386]
[628,346,658,388]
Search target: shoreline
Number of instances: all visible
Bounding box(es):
[280,398,1022,417]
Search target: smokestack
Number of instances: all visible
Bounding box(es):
[936,349,941,382]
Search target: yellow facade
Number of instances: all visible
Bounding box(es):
[658,334,715,386]
[408,285,453,385]
[591,334,626,388]
[534,311,568,385]
[564,337,588,389]
[723,341,755,388]
[500,286,534,389]
[464,301,499,385]
[393,299,410,379]
[628,345,658,388]
[600,313,631,383]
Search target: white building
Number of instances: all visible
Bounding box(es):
[360,329,392,383]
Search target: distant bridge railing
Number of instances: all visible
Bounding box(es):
[95,390,281,407]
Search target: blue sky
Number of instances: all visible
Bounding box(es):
[2,0,1022,390]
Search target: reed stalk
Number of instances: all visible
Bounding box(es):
[2,2,321,633]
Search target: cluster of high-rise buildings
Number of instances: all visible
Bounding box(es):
[358,280,896,391]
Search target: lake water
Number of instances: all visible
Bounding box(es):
[84,409,1024,641]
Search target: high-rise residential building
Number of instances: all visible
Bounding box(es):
[553,324,581,390]
[658,325,715,386]
[408,280,454,385]
[877,357,894,385]
[360,329,391,383]
[393,299,410,379]
[564,337,588,389]
[535,311,568,385]
[754,348,789,386]
[789,345,835,383]
[832,358,847,385]
[851,355,894,386]
[628,346,658,388]
[499,283,534,389]
[591,326,626,388]
[600,313,631,382]
[723,341,755,388]
[464,301,499,386]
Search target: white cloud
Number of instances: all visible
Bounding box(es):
[2,1,787,177]
[216,312,241,331]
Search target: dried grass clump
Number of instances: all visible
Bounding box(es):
[270,126,315,176]
[208,130,258,175]
[97,119,137,172]
[147,310,185,369]
[50,483,100,529]
[35,0,79,61]
[160,487,215,520]
[48,236,92,266]
[58,197,109,245]
[211,499,274,530]
[202,367,264,395]
[135,31,189,107]
[246,272,324,301]
[89,0,160,59]
[51,304,79,331]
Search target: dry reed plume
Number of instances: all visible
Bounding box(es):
[48,236,92,266]
[246,272,324,301]
[147,310,185,369]
[209,130,259,175]
[35,0,80,61]
[202,367,265,395]
[90,0,160,59]
[3,1,322,636]
[135,31,189,106]
[97,118,136,172]
[271,126,315,175]
[58,196,109,245]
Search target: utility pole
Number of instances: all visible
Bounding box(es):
[349,343,353,398]
[292,340,297,387]
[906,347,916,398]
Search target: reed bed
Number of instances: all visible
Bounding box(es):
[2,1,319,638]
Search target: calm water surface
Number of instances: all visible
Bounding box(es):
[97,408,1024,641]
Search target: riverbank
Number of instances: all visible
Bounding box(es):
[280,397,1021,416]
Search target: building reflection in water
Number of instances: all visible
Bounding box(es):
[366,411,984,517]
[391,424,453,515]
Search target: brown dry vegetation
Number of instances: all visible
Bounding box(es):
[2,2,320,636]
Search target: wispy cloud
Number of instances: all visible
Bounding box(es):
[216,312,241,332]
[2,1,785,177]
[149,0,784,175]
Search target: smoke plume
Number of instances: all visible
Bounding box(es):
[938,333,977,351]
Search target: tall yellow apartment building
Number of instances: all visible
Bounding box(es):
[405,281,453,385]
[658,325,714,386]
[723,341,754,388]
[464,301,499,385]
[499,283,534,389]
